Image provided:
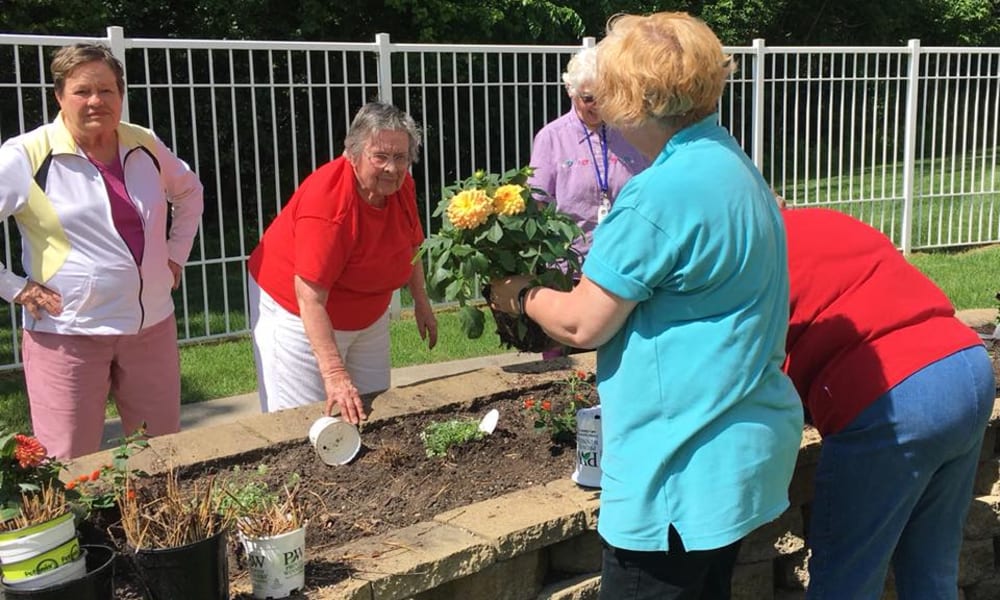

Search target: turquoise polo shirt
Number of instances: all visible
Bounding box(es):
[582,114,804,552]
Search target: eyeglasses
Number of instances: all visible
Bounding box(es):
[577,94,597,105]
[366,151,411,169]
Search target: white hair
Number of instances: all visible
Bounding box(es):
[561,47,597,97]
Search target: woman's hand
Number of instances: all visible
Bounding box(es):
[14,281,63,320]
[413,297,438,349]
[488,275,534,315]
[168,259,183,289]
[295,275,366,423]
[407,255,438,349]
[322,368,366,424]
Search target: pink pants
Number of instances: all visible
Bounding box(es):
[22,315,181,459]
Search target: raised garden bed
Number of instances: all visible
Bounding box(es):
[74,359,600,599]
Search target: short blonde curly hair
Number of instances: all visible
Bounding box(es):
[595,12,734,131]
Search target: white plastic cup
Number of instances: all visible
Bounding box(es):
[240,526,306,599]
[308,417,361,466]
[571,405,602,489]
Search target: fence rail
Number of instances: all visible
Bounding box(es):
[1,27,999,370]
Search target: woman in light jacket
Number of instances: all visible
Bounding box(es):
[0,43,204,459]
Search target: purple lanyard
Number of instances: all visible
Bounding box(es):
[581,121,610,198]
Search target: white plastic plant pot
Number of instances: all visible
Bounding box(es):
[240,526,307,599]
[0,512,77,565]
[0,535,82,585]
[1,547,86,590]
[308,417,361,466]
[571,405,603,489]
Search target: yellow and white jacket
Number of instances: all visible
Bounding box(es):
[0,114,203,335]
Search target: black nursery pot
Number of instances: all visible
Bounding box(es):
[0,545,116,600]
[131,529,229,600]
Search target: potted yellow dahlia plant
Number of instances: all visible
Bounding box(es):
[417,166,583,351]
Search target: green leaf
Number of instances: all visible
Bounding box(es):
[444,279,466,302]
[524,218,538,239]
[496,251,517,273]
[458,305,486,339]
[486,220,504,243]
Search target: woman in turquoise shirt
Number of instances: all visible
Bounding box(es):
[490,12,803,599]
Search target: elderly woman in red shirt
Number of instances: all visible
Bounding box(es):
[248,103,437,422]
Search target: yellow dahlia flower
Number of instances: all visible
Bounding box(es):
[446,189,493,229]
[492,184,526,216]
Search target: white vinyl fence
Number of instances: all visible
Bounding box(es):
[1,27,999,370]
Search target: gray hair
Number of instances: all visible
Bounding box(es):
[343,102,422,163]
[51,43,125,97]
[561,47,598,97]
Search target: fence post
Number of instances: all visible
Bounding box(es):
[751,38,766,171]
[106,26,130,122]
[375,32,393,104]
[375,32,404,319]
[900,39,921,255]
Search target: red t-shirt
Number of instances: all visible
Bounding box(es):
[248,156,424,330]
[782,208,982,436]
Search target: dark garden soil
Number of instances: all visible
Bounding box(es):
[976,323,1000,391]
[90,377,597,599]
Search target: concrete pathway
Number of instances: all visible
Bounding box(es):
[99,351,543,450]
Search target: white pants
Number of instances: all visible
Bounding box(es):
[248,277,391,413]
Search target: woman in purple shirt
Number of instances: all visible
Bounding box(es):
[529,47,649,356]
[528,46,650,259]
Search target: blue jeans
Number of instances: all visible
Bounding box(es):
[806,345,995,600]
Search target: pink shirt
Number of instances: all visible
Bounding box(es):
[90,152,145,265]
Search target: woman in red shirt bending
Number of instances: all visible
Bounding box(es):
[248,103,437,422]
[783,207,994,599]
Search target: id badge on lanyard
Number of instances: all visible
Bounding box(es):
[584,122,611,225]
[597,192,611,224]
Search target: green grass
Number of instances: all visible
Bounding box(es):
[779,154,1000,250]
[1,244,996,437]
[909,244,1000,310]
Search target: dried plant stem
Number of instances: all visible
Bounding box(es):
[120,469,226,550]
[0,484,68,532]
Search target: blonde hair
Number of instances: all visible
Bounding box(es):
[561,47,597,97]
[595,12,734,131]
[51,43,125,98]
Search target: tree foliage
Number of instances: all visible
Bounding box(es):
[2,0,998,46]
